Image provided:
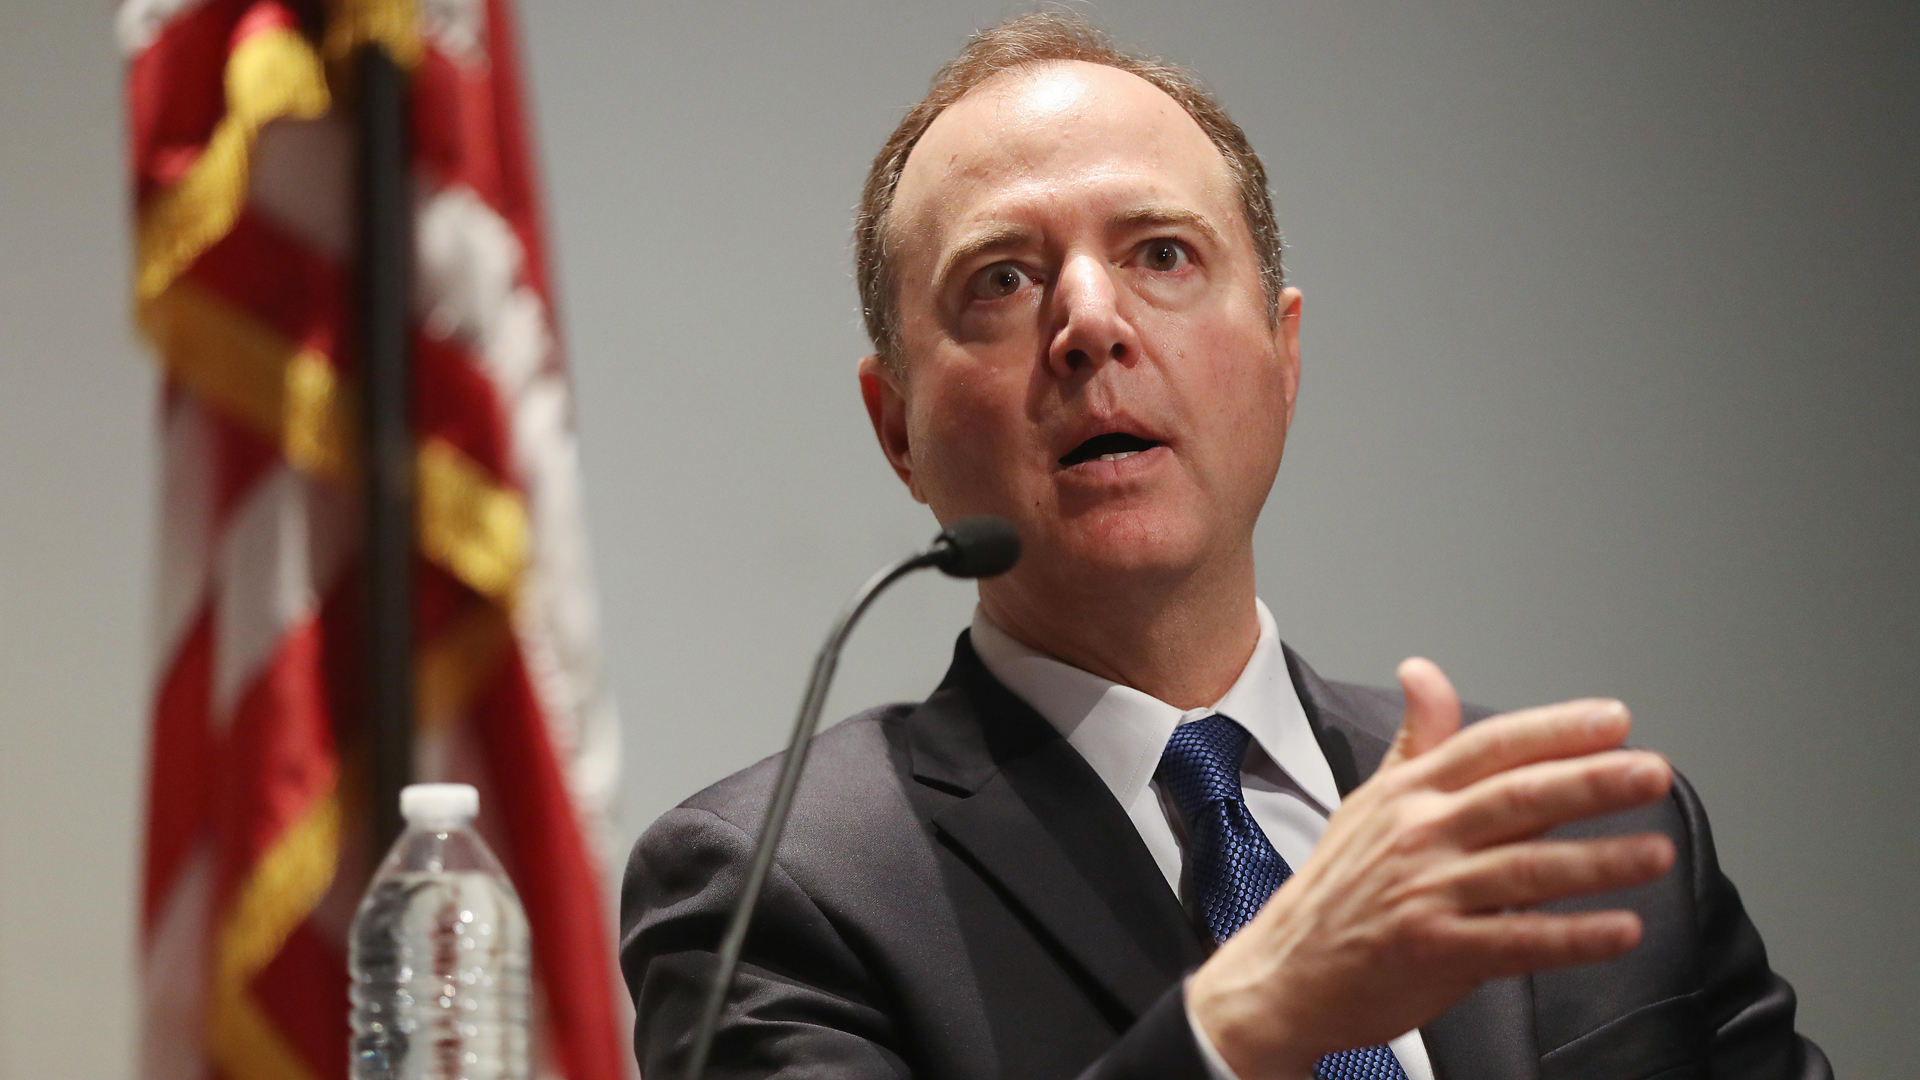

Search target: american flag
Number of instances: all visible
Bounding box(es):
[123,1,627,1078]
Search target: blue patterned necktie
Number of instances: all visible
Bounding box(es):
[1157,714,1410,1080]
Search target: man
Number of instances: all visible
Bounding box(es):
[621,14,1828,1080]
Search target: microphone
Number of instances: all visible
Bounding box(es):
[926,513,1022,579]
[683,516,1021,1080]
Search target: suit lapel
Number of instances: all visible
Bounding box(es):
[910,636,1205,1022]
[935,768,1181,1020]
[1284,643,1395,799]
[1288,646,1540,1080]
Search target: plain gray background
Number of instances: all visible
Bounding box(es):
[1,2,1914,1076]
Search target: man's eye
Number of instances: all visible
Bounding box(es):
[968,262,1032,300]
[1140,239,1189,272]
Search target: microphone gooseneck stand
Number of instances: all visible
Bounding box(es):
[682,516,1021,1080]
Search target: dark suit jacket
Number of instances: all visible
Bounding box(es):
[621,634,1830,1080]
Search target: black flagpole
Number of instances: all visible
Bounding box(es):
[357,42,414,857]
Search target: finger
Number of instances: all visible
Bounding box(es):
[1410,698,1634,793]
[1446,750,1673,847]
[1438,909,1644,979]
[1442,834,1676,912]
[1381,657,1462,771]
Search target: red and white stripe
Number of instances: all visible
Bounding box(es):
[143,395,358,1080]
[407,7,627,1077]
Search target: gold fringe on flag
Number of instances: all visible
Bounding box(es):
[141,281,530,605]
[139,281,354,481]
[136,26,330,302]
[418,438,532,604]
[325,0,421,68]
[207,795,341,1080]
[417,604,514,732]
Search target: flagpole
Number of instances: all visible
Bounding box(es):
[357,42,414,856]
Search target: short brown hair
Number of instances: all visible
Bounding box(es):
[854,12,1284,372]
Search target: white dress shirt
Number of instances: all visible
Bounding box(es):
[969,600,1434,1080]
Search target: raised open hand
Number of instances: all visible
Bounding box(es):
[1188,660,1676,1080]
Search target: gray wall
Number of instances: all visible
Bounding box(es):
[2,2,1913,1076]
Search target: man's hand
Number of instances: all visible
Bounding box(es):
[1187,659,1676,1080]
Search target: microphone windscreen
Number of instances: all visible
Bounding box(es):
[932,516,1022,579]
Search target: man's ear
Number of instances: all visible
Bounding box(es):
[857,353,927,503]
[1274,287,1303,428]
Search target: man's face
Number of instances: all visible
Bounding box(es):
[860,61,1301,599]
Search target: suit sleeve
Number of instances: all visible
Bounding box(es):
[1070,983,1213,1080]
[1673,773,1833,1079]
[621,805,913,1080]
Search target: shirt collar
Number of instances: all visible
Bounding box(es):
[968,599,1342,815]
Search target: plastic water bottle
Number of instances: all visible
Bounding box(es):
[350,783,531,1080]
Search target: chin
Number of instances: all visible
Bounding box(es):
[1045,507,1212,583]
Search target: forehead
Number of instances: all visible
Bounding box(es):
[891,61,1238,254]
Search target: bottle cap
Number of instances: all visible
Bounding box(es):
[400,783,479,826]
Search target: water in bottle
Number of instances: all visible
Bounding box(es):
[350,783,531,1080]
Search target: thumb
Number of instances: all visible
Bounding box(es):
[1382,657,1461,770]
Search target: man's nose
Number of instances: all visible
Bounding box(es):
[1046,253,1142,379]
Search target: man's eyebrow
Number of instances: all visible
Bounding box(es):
[1111,204,1222,246]
[932,223,1036,291]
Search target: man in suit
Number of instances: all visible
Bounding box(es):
[621,13,1829,1079]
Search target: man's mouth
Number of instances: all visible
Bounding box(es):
[1058,432,1163,467]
